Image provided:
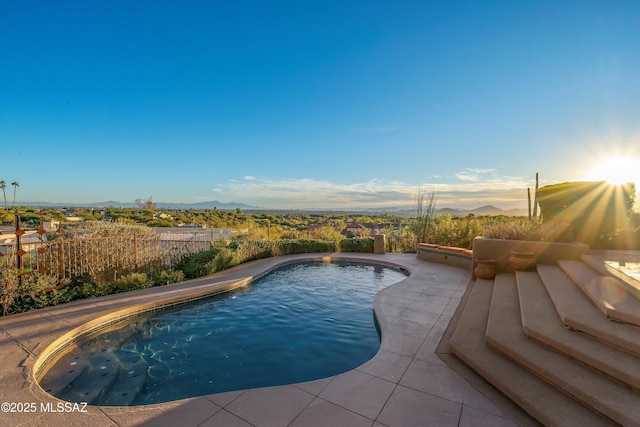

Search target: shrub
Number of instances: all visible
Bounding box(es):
[482,222,537,241]
[153,269,185,286]
[209,248,237,273]
[112,273,153,293]
[339,238,374,253]
[175,248,222,279]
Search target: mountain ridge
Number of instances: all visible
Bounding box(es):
[16,201,529,216]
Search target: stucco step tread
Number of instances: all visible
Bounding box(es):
[486,273,640,426]
[582,254,640,301]
[449,279,613,427]
[537,264,640,356]
[558,260,640,326]
[516,271,640,391]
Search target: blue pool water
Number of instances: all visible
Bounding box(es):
[40,261,408,405]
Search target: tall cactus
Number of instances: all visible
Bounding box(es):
[533,172,539,219]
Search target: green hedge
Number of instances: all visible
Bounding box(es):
[3,238,374,315]
[176,238,374,279]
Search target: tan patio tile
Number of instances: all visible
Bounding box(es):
[319,370,396,420]
[289,398,374,427]
[0,336,33,374]
[459,405,518,427]
[199,409,253,427]
[462,384,509,418]
[292,376,335,396]
[19,410,117,427]
[225,385,314,427]
[356,349,412,383]
[376,385,461,427]
[400,359,468,404]
[204,389,245,408]
[379,330,424,358]
[101,397,220,427]
[413,339,449,367]
[0,311,71,356]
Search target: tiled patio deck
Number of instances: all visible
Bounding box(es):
[0,253,520,427]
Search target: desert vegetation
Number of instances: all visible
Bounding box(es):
[1,181,637,315]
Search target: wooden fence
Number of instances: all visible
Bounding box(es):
[0,230,212,283]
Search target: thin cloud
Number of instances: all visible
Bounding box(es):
[467,168,496,174]
[455,173,479,182]
[213,174,532,209]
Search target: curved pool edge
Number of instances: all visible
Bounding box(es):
[0,253,486,426]
[32,253,412,388]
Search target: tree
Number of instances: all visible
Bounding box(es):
[0,181,6,209]
[11,181,19,209]
[134,196,156,210]
[414,187,438,245]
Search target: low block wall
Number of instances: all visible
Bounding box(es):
[471,237,590,274]
[416,243,473,270]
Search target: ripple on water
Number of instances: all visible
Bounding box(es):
[41,261,408,405]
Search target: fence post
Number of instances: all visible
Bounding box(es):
[134,235,139,269]
[14,213,25,286]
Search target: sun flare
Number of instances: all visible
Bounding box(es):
[587,156,640,185]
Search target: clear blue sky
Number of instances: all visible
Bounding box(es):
[1,0,639,209]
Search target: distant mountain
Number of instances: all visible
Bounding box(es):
[467,205,529,217]
[20,200,262,210]
[19,201,528,216]
[355,204,528,217]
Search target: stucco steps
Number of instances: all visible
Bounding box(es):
[449,279,612,427]
[537,264,640,356]
[486,273,640,426]
[516,271,640,392]
[557,260,640,326]
[582,254,640,301]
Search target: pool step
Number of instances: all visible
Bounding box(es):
[558,260,640,326]
[39,347,90,396]
[58,350,120,404]
[93,355,148,406]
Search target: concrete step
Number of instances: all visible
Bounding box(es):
[583,253,640,301]
[558,260,640,326]
[516,271,640,391]
[449,279,613,427]
[486,274,640,426]
[58,350,121,404]
[39,347,90,396]
[537,264,640,357]
[93,356,148,406]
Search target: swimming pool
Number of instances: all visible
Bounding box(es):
[38,260,408,405]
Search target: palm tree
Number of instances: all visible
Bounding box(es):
[0,180,6,209]
[11,181,19,209]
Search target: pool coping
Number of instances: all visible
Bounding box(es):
[0,253,519,426]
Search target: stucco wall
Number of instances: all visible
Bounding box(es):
[416,243,473,270]
[471,237,590,274]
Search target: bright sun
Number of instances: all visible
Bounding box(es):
[587,156,640,185]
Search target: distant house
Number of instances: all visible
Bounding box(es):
[304,222,331,233]
[342,222,387,237]
[42,220,60,231]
